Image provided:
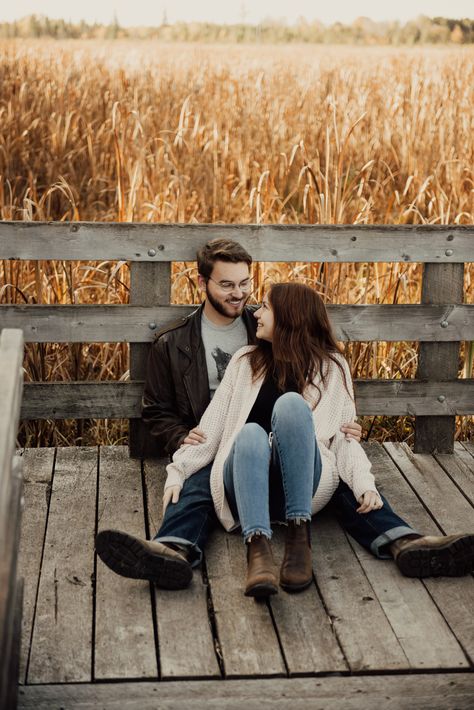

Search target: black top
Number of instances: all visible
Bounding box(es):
[246,372,298,434]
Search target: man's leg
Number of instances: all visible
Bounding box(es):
[329,481,474,577]
[96,464,216,589]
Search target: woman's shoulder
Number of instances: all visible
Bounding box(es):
[224,345,256,375]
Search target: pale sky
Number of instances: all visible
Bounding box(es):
[1,1,473,26]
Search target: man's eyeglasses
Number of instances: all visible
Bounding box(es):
[206,276,253,293]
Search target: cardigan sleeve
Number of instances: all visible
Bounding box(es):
[329,356,378,501]
[164,351,236,491]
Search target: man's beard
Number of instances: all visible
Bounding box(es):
[205,288,248,319]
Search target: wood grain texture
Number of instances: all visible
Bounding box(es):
[17,448,55,684]
[19,378,474,419]
[205,531,286,677]
[378,442,474,663]
[16,674,474,710]
[1,221,473,261]
[3,303,474,343]
[433,443,474,507]
[144,459,221,679]
[269,526,347,675]
[312,511,408,672]
[28,447,97,683]
[95,446,157,680]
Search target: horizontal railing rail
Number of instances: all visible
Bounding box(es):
[1,221,472,454]
[0,222,473,262]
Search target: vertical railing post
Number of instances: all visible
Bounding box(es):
[129,261,171,459]
[414,262,464,453]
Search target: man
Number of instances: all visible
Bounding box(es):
[96,239,473,589]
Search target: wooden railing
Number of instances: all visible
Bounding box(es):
[0,222,473,456]
[0,329,24,710]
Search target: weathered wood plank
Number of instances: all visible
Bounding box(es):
[415,263,464,453]
[381,442,474,662]
[129,261,171,458]
[5,577,22,710]
[19,673,474,710]
[205,531,286,677]
[356,443,469,669]
[312,511,409,671]
[462,440,474,460]
[144,459,221,679]
[269,527,347,675]
[28,447,97,683]
[95,446,157,680]
[1,221,473,262]
[433,443,474,507]
[20,379,474,420]
[17,448,55,684]
[3,303,474,343]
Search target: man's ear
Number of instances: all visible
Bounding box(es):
[197,274,207,294]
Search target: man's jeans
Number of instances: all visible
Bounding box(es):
[223,392,321,540]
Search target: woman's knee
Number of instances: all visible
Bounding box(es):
[234,423,269,455]
[272,391,310,423]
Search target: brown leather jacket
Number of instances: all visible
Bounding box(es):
[142,304,258,456]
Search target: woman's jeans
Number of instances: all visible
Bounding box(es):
[223,392,321,541]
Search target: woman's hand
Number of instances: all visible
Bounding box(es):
[357,490,383,513]
[340,420,363,442]
[180,426,207,446]
[163,485,181,513]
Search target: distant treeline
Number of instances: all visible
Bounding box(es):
[1,14,474,44]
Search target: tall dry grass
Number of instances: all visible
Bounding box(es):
[0,41,472,445]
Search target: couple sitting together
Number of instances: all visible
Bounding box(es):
[96,238,474,598]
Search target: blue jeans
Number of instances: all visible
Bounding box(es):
[223,392,321,540]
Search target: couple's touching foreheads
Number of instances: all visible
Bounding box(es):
[96,238,474,597]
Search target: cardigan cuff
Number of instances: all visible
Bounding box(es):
[164,466,185,491]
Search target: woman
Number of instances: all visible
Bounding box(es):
[164,281,383,597]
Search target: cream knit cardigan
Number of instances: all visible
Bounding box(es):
[165,345,378,532]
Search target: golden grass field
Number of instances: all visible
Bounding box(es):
[0,40,472,445]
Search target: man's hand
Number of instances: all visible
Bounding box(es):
[340,420,362,442]
[357,490,383,514]
[163,485,181,513]
[180,426,207,447]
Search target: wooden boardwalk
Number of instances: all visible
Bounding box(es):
[17,442,474,709]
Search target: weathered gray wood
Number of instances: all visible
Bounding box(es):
[1,221,473,262]
[269,526,347,675]
[17,448,55,684]
[20,379,474,419]
[356,443,469,669]
[5,577,22,710]
[462,441,474,460]
[143,459,221,679]
[95,446,157,680]
[19,673,474,710]
[415,263,464,453]
[129,261,171,458]
[433,443,474,507]
[3,303,474,343]
[205,531,286,677]
[312,511,408,671]
[384,442,474,533]
[28,447,97,683]
[380,441,474,662]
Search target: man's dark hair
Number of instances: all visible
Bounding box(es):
[197,238,252,278]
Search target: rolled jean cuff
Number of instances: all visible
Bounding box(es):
[242,526,273,542]
[153,535,202,568]
[370,525,419,559]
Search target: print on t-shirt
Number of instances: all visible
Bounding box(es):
[212,347,232,381]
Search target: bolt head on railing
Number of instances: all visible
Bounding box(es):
[437,395,446,403]
[148,322,157,330]
[440,321,449,328]
[445,249,454,256]
[148,248,157,257]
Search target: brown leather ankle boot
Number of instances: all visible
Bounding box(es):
[245,536,278,598]
[280,520,313,592]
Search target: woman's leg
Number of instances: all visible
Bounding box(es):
[270,392,320,591]
[223,423,278,597]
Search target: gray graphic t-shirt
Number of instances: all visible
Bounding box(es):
[201,312,248,396]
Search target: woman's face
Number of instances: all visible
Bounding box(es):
[254,294,274,341]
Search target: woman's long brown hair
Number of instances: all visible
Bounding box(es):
[247,282,351,405]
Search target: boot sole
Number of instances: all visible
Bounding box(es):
[95,530,193,590]
[280,578,313,593]
[396,534,474,578]
[244,582,278,598]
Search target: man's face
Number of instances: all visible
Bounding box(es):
[199,260,252,320]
